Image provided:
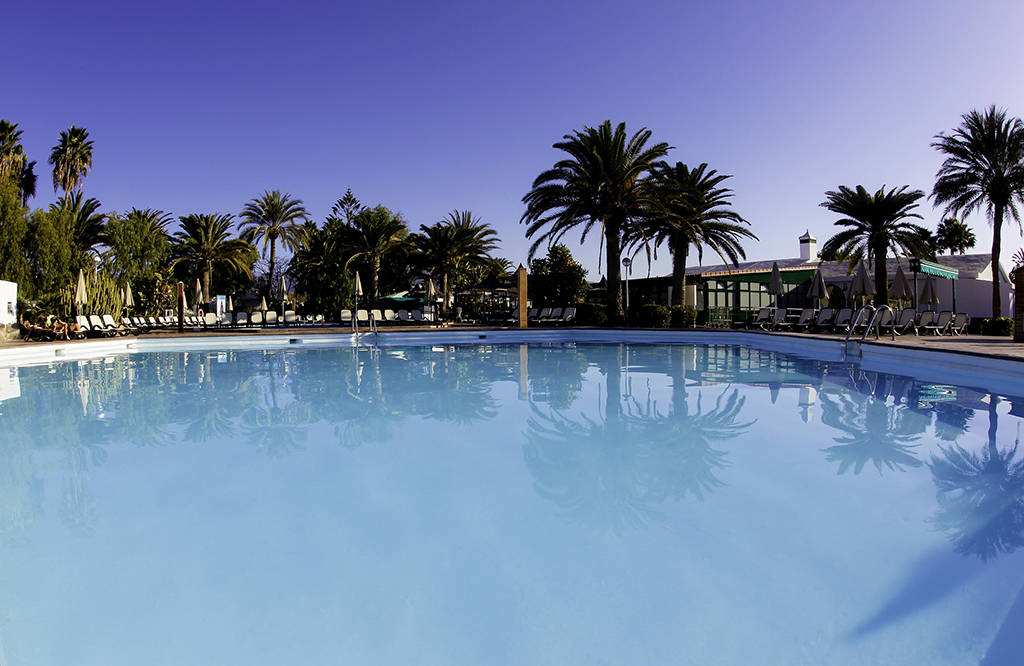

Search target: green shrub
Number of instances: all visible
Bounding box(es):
[980,317,1013,336]
[670,305,697,328]
[637,303,671,328]
[575,302,607,326]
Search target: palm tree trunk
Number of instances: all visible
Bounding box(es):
[670,232,687,307]
[442,272,449,316]
[605,217,624,324]
[992,206,1003,319]
[268,239,277,300]
[988,395,1000,460]
[371,255,381,308]
[874,239,888,306]
[203,261,212,306]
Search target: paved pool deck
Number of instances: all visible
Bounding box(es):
[4,324,1024,362]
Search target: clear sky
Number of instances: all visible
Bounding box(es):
[7,0,1024,278]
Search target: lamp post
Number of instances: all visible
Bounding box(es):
[622,257,632,326]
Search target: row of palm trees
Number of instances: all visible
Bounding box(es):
[523,106,1024,323]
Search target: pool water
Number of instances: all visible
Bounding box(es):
[0,342,1022,665]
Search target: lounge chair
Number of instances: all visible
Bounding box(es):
[120,317,142,334]
[250,311,263,326]
[883,308,916,336]
[235,311,249,327]
[410,309,424,322]
[831,308,853,333]
[560,307,577,325]
[369,309,383,324]
[526,308,539,322]
[203,312,218,327]
[87,315,117,337]
[762,308,788,330]
[219,312,234,327]
[382,309,397,324]
[949,312,969,336]
[790,308,816,331]
[284,310,299,326]
[922,310,953,335]
[745,308,771,329]
[541,307,563,323]
[808,308,834,332]
[265,311,279,326]
[339,309,353,325]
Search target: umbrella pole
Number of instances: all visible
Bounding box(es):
[177,282,184,333]
[952,280,957,313]
[913,272,918,311]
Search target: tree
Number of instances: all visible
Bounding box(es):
[0,120,25,180]
[331,188,364,224]
[819,185,930,305]
[49,126,94,203]
[239,190,308,296]
[522,120,670,325]
[288,219,352,315]
[335,204,408,307]
[411,210,499,314]
[635,162,756,307]
[52,192,107,267]
[19,160,36,206]
[0,177,30,286]
[932,106,1024,318]
[172,213,255,301]
[105,208,173,285]
[529,244,588,307]
[934,218,976,255]
[24,207,77,299]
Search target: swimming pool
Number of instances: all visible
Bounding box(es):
[0,339,1021,665]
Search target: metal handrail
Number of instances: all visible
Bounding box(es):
[860,304,895,342]
[843,305,875,360]
[368,312,378,335]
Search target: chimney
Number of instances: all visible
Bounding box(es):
[799,230,817,262]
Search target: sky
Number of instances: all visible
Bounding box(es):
[6,0,1024,279]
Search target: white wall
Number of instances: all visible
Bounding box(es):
[923,277,1014,319]
[0,281,16,326]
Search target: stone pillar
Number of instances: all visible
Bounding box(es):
[516,265,528,329]
[1015,271,1024,341]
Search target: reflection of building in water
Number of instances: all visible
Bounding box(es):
[0,366,19,404]
[798,387,817,423]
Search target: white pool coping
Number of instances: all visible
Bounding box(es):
[1,329,1022,395]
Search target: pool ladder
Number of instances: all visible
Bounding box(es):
[843,305,895,360]
[352,311,378,342]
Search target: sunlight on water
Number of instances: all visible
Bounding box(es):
[0,343,1021,665]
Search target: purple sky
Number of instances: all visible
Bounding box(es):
[7,0,1024,278]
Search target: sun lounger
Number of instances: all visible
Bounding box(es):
[120,317,142,334]
[356,309,369,325]
[762,308,788,330]
[340,309,352,325]
[808,308,834,332]
[745,308,771,329]
[949,312,969,336]
[250,311,263,326]
[830,308,853,333]
[382,309,397,324]
[541,307,563,323]
[411,309,424,322]
[882,308,916,336]
[560,307,577,325]
[265,311,279,326]
[283,310,298,326]
[922,310,953,335]
[790,308,815,331]
[86,314,116,337]
[219,312,234,327]
[235,312,249,327]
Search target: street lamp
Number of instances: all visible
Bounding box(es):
[622,257,632,324]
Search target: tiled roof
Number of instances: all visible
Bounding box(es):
[685,253,994,280]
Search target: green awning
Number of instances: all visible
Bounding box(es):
[909,258,958,280]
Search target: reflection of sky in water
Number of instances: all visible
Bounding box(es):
[0,343,1022,665]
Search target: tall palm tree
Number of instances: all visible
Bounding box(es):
[522,120,670,324]
[172,213,255,301]
[19,159,36,206]
[49,126,94,203]
[51,192,107,260]
[934,217,976,255]
[411,210,499,314]
[0,119,25,179]
[819,185,929,305]
[932,106,1024,319]
[633,162,757,307]
[334,204,408,306]
[239,190,308,295]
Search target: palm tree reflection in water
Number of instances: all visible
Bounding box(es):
[819,391,927,475]
[524,346,754,532]
[930,396,1024,561]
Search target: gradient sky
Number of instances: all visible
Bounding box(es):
[7,0,1024,278]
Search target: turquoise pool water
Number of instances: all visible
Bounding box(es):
[0,342,1022,665]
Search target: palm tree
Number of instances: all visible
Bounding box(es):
[49,126,94,203]
[411,210,499,314]
[934,218,976,255]
[239,190,308,295]
[633,162,757,307]
[334,204,408,306]
[51,192,107,259]
[0,119,25,179]
[932,106,1024,319]
[819,185,930,305]
[522,120,670,324]
[19,159,36,206]
[172,213,255,301]
[819,390,926,475]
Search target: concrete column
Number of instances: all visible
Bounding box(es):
[516,265,528,329]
